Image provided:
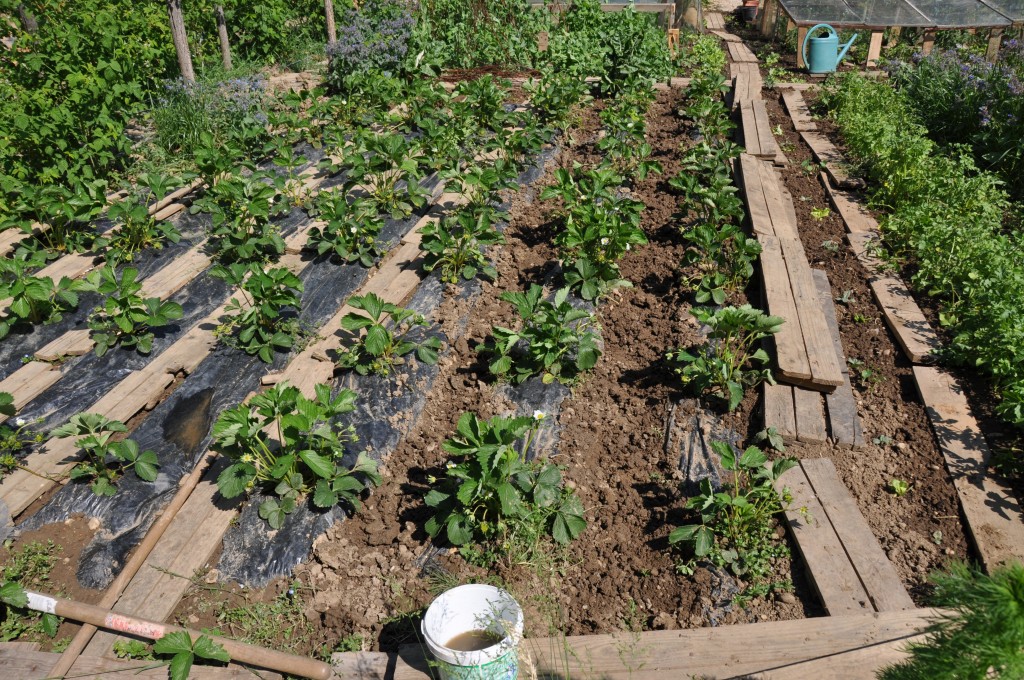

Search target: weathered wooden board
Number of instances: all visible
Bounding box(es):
[705,11,726,29]
[727,40,759,63]
[801,458,915,612]
[800,130,860,189]
[738,155,775,237]
[777,235,844,391]
[12,646,283,679]
[793,387,828,443]
[367,610,939,680]
[763,382,797,441]
[820,173,877,233]
[781,88,817,131]
[914,366,1024,572]
[778,463,873,615]
[758,235,812,381]
[741,100,779,160]
[847,232,940,364]
[813,269,865,449]
[711,29,742,42]
[750,633,924,679]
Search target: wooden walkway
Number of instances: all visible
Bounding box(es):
[737,153,844,391]
[332,609,937,680]
[740,99,781,162]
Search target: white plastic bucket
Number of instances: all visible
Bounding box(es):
[421,584,524,680]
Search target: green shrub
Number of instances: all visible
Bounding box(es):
[879,562,1024,679]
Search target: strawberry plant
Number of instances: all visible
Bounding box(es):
[84,265,183,356]
[0,254,87,339]
[51,413,158,496]
[336,293,441,376]
[478,285,601,385]
[153,631,230,680]
[213,265,304,363]
[191,173,287,266]
[95,195,181,266]
[667,305,783,411]
[670,441,796,584]
[343,130,430,220]
[524,69,589,132]
[306,193,384,267]
[682,223,762,304]
[213,382,380,529]
[597,84,661,180]
[424,412,586,559]
[419,206,505,284]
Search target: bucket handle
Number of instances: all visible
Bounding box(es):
[801,23,837,69]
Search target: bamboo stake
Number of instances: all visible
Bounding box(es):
[29,590,333,680]
[47,451,218,678]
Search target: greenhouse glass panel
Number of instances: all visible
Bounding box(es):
[907,0,1011,27]
[979,0,1024,22]
[778,0,861,24]
[842,0,930,26]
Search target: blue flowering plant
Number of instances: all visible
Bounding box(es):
[326,0,414,93]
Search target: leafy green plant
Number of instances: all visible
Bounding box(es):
[682,222,761,304]
[213,382,381,529]
[336,293,441,376]
[670,442,796,583]
[0,254,87,339]
[424,412,586,557]
[419,206,505,284]
[113,639,155,660]
[344,130,429,219]
[213,265,304,363]
[524,70,589,132]
[84,265,183,356]
[753,426,786,452]
[191,173,287,266]
[153,630,229,680]
[306,193,384,267]
[889,479,911,496]
[541,165,647,301]
[878,562,1024,680]
[597,86,662,181]
[51,413,158,496]
[477,285,601,385]
[0,542,61,642]
[667,306,783,411]
[95,195,181,265]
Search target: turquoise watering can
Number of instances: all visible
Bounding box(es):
[801,24,857,74]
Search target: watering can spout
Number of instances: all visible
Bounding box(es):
[837,33,858,65]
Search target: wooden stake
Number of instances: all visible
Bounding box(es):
[166,0,195,82]
[48,453,219,678]
[215,5,232,71]
[921,29,937,56]
[988,28,1004,62]
[29,590,333,680]
[866,31,883,67]
[325,0,337,43]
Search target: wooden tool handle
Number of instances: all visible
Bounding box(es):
[27,591,333,680]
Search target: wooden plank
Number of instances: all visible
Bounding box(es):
[988,28,1004,62]
[750,634,924,679]
[800,130,859,189]
[797,26,809,67]
[793,387,828,443]
[83,475,239,661]
[752,99,779,161]
[741,100,763,157]
[759,162,801,244]
[13,647,283,678]
[779,240,844,391]
[705,11,725,30]
[34,329,93,362]
[813,270,865,449]
[778,464,873,615]
[763,382,797,441]
[820,174,877,233]
[757,235,811,381]
[781,88,817,132]
[738,154,775,236]
[846,232,939,364]
[866,31,884,67]
[921,29,936,56]
[379,610,939,680]
[711,29,742,42]
[913,366,1024,572]
[727,40,759,63]
[801,458,915,612]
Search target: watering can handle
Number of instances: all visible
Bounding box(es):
[801,23,836,69]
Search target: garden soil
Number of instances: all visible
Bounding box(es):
[174,89,821,656]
